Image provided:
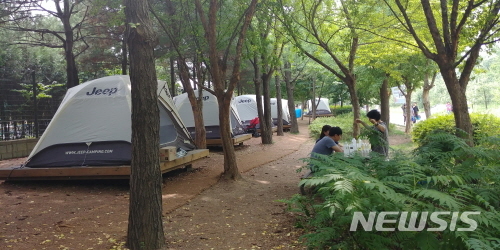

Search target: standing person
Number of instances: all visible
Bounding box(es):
[356,110,389,157]
[316,125,332,143]
[412,102,420,123]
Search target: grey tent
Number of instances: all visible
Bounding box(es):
[173,90,246,139]
[25,75,195,168]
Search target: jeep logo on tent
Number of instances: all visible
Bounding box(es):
[238,99,252,103]
[86,87,118,96]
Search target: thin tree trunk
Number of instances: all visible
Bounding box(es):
[261,73,273,144]
[275,74,284,136]
[178,58,206,149]
[125,0,165,248]
[404,90,413,133]
[346,79,360,138]
[311,77,316,120]
[443,74,473,144]
[170,57,176,96]
[422,72,436,119]
[218,95,241,180]
[59,1,79,88]
[195,0,257,180]
[380,77,390,129]
[121,37,128,75]
[283,61,298,133]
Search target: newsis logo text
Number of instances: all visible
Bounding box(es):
[350,211,480,232]
[86,87,118,96]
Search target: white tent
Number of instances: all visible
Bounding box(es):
[306,98,332,115]
[233,95,259,126]
[270,98,290,125]
[173,90,246,139]
[25,75,195,168]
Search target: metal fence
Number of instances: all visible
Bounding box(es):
[0,81,63,141]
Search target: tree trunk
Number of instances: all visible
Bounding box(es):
[422,72,436,119]
[125,0,165,249]
[379,77,390,128]
[121,37,128,75]
[261,73,273,144]
[63,41,79,88]
[60,4,79,88]
[283,61,298,133]
[195,0,257,180]
[178,58,206,149]
[253,56,266,137]
[404,90,413,133]
[275,74,284,136]
[442,72,473,144]
[218,95,242,180]
[170,57,176,96]
[346,78,360,138]
[311,77,316,120]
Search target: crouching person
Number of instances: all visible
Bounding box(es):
[300,127,344,195]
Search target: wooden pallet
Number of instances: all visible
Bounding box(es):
[206,133,252,146]
[257,126,278,133]
[0,149,209,181]
[302,113,333,118]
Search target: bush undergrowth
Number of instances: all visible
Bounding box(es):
[412,114,500,146]
[284,132,500,249]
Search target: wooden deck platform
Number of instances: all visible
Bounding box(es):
[0,149,209,181]
[302,113,333,118]
[206,133,252,146]
[257,126,278,134]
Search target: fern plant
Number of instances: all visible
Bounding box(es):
[283,132,500,249]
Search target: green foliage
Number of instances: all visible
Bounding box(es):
[309,113,356,141]
[330,105,352,116]
[412,114,500,145]
[284,132,500,249]
[14,82,65,101]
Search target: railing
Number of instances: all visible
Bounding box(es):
[0,119,52,141]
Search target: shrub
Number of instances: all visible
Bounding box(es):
[309,113,356,141]
[284,132,500,249]
[412,113,500,145]
[330,105,352,116]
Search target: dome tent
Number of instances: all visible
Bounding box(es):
[25,75,195,168]
[233,94,259,127]
[270,98,290,125]
[306,98,332,115]
[173,90,246,139]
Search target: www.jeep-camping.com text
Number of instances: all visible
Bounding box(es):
[350,211,480,232]
[65,150,113,155]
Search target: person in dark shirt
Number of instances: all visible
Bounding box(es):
[311,127,344,157]
[316,125,332,143]
[356,110,388,157]
[412,102,420,123]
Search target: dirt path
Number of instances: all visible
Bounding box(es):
[0,120,411,250]
[0,120,312,250]
[163,129,313,249]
